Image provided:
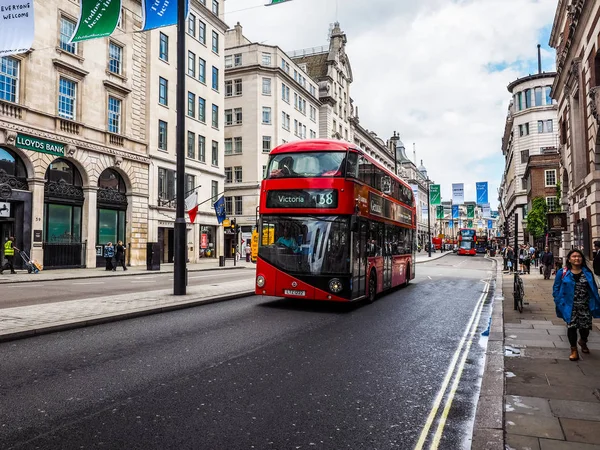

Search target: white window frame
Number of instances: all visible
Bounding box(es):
[107,95,122,134]
[545,169,557,187]
[58,77,77,120]
[108,41,123,75]
[0,56,20,103]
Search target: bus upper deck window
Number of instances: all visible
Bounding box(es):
[346,152,358,178]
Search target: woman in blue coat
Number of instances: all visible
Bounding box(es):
[553,249,600,361]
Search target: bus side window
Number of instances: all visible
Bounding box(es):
[346,152,358,178]
[359,156,372,186]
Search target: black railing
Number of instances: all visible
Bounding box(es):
[43,242,87,269]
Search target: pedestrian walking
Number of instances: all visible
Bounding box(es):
[593,241,600,276]
[114,240,127,271]
[553,249,600,361]
[541,246,554,279]
[523,246,531,274]
[104,242,115,271]
[506,246,514,273]
[245,244,251,262]
[1,236,19,275]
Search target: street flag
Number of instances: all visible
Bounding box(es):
[482,203,491,218]
[488,220,493,229]
[0,0,35,56]
[213,196,226,224]
[70,0,122,43]
[436,205,444,219]
[452,205,459,219]
[476,182,488,205]
[430,184,441,205]
[185,191,199,224]
[422,205,428,220]
[452,183,464,204]
[266,0,292,5]
[449,220,454,229]
[141,0,190,31]
[467,204,475,219]
[467,220,473,228]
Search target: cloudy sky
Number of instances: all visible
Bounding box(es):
[223,0,558,209]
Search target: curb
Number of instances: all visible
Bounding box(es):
[471,256,505,449]
[0,290,256,343]
[415,252,450,264]
[0,265,255,285]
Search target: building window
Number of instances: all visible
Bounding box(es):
[518,123,529,136]
[225,109,233,126]
[262,107,271,124]
[225,197,232,215]
[58,77,77,120]
[234,166,242,183]
[262,53,271,65]
[235,196,242,215]
[187,92,195,116]
[262,165,267,179]
[186,131,196,158]
[520,149,529,164]
[262,77,271,95]
[188,51,196,77]
[198,97,206,122]
[545,86,552,105]
[310,130,316,139]
[225,167,232,183]
[521,178,528,190]
[224,138,233,155]
[234,136,242,154]
[212,0,219,15]
[199,20,206,45]
[234,78,242,95]
[524,89,531,108]
[212,66,218,90]
[225,80,233,97]
[0,56,19,103]
[211,140,218,165]
[224,55,232,68]
[281,83,290,103]
[212,104,218,128]
[234,107,242,125]
[185,174,195,195]
[211,31,219,53]
[234,53,242,66]
[546,196,558,212]
[107,96,121,134]
[282,112,290,130]
[198,58,206,83]
[159,32,169,61]
[538,120,553,133]
[545,169,557,187]
[59,17,77,54]
[211,180,218,201]
[159,77,168,105]
[158,120,167,150]
[534,87,542,106]
[310,105,316,122]
[158,167,176,202]
[262,136,271,153]
[187,13,196,37]
[198,135,205,162]
[517,92,522,111]
[108,42,123,75]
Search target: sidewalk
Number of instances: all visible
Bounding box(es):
[502,264,600,449]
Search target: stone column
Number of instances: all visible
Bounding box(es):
[27,178,46,264]
[128,192,148,266]
[83,187,98,268]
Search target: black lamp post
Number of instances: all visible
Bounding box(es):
[173,0,187,295]
[427,179,432,258]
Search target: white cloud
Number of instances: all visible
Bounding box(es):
[223,0,558,208]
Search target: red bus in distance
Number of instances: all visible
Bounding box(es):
[255,139,416,303]
[457,228,477,256]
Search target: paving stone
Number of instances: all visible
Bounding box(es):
[550,400,600,421]
[506,323,535,329]
[505,413,564,439]
[561,418,600,444]
[546,373,600,389]
[508,328,551,334]
[539,439,600,450]
[506,395,553,417]
[475,395,503,429]
[505,434,541,450]
[506,383,600,403]
[510,340,560,348]
[520,348,574,360]
[471,428,504,450]
[521,320,556,325]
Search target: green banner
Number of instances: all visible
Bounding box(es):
[71,0,121,43]
[16,134,64,156]
[436,205,444,219]
[429,184,441,205]
[467,220,473,228]
[467,204,475,219]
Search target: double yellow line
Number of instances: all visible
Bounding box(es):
[414,278,491,450]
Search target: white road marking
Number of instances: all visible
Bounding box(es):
[6,284,45,287]
[73,282,105,285]
[130,280,156,283]
[428,276,432,280]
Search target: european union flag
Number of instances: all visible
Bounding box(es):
[214,196,226,224]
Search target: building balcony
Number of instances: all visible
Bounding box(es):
[56,117,81,135]
[0,100,24,120]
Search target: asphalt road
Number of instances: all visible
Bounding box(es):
[0,269,256,309]
[0,254,495,450]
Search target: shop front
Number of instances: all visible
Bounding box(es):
[200,225,216,258]
[95,169,128,267]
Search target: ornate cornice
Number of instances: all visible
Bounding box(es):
[0,121,150,165]
[98,187,128,205]
[44,179,84,201]
[0,169,28,191]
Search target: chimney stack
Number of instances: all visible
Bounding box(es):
[537,44,542,74]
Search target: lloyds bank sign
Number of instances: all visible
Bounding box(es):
[15,133,65,156]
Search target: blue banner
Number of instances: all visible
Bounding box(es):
[476,182,488,205]
[449,220,454,229]
[452,204,459,219]
[213,196,226,224]
[488,220,493,229]
[141,0,189,31]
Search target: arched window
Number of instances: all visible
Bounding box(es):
[0,147,27,178]
[98,168,126,193]
[45,158,83,186]
[97,168,127,259]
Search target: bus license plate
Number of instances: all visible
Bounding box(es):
[284,289,306,296]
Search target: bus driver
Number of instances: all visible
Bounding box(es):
[276,227,300,253]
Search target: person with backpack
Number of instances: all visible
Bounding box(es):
[541,246,554,279]
[553,249,600,361]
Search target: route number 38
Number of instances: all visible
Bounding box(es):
[314,193,334,205]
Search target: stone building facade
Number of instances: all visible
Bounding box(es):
[0,0,149,269]
[550,0,600,259]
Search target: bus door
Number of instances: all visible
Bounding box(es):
[383,223,392,290]
[351,219,368,299]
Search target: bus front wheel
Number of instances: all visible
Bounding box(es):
[367,271,377,303]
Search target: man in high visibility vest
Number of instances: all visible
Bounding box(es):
[1,236,19,275]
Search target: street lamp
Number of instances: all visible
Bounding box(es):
[427,179,432,258]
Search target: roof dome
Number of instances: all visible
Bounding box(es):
[418,159,428,179]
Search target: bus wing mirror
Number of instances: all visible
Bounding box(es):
[350,215,358,232]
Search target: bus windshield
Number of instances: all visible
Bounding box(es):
[267,152,346,178]
[258,215,350,275]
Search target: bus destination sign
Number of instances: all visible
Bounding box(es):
[266,189,338,209]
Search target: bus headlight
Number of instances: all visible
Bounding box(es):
[256,275,266,288]
[329,278,343,293]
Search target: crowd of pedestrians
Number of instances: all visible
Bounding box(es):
[500,243,554,278]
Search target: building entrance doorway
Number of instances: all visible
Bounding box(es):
[158,227,174,263]
[0,220,14,264]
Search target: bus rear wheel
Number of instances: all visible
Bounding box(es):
[404,265,411,287]
[367,271,377,303]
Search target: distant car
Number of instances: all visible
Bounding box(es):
[476,246,486,254]
[452,245,458,253]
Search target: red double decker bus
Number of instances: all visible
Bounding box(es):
[457,228,477,255]
[255,139,416,303]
